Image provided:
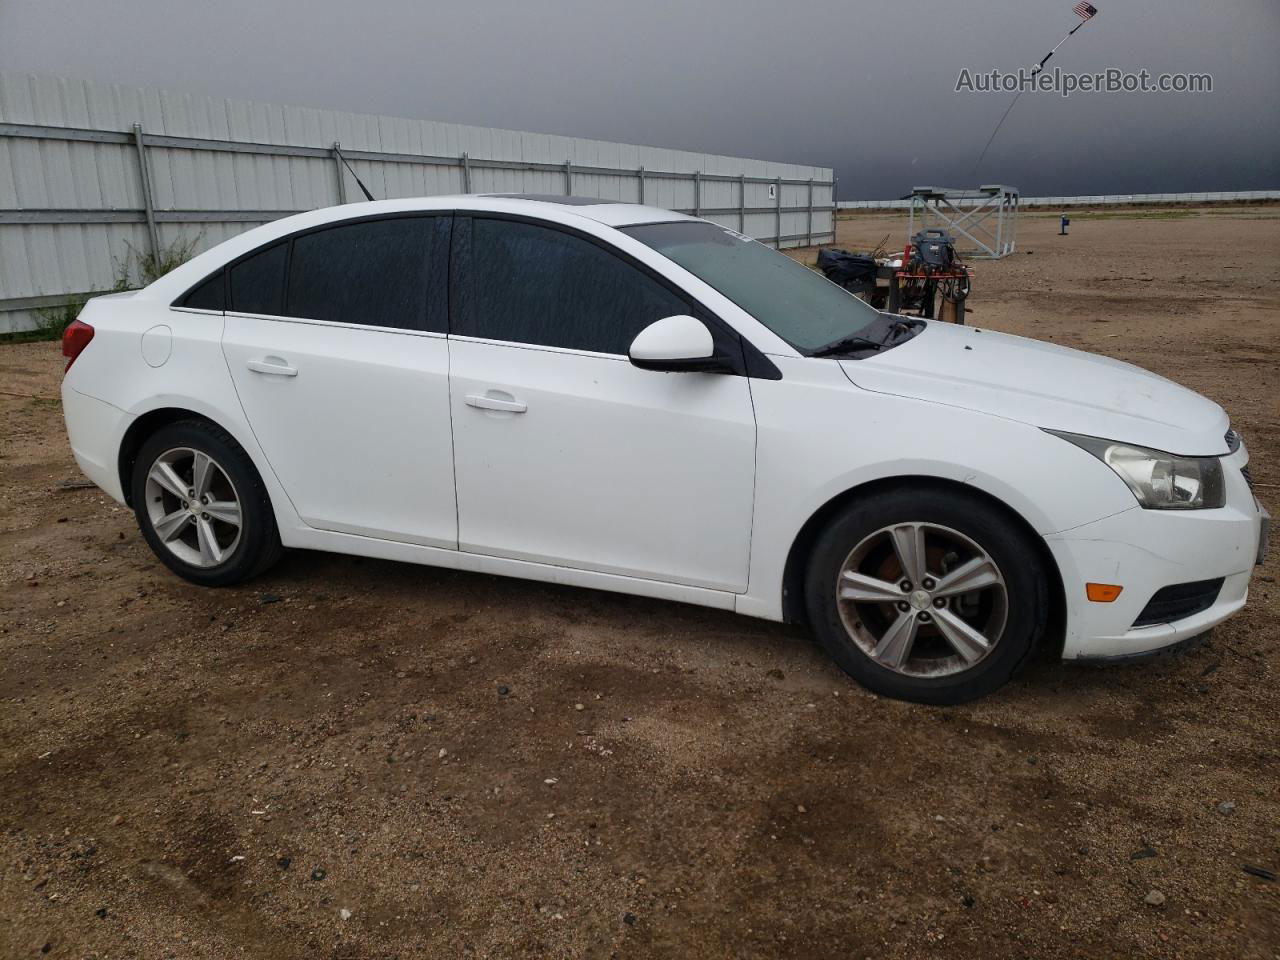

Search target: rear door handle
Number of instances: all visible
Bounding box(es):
[246,357,298,377]
[464,392,527,413]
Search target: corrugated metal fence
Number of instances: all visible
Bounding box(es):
[0,73,835,334]
[839,190,1280,211]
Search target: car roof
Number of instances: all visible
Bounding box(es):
[295,193,696,228]
[475,194,698,228]
[483,193,614,206]
[326,193,699,228]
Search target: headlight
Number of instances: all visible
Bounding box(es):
[1048,431,1226,510]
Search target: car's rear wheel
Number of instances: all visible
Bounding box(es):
[804,487,1047,704]
[131,420,283,586]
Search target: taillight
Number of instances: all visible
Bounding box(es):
[62,319,95,372]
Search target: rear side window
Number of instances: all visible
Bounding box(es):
[286,217,448,331]
[453,217,690,355]
[229,242,286,316]
[179,270,225,311]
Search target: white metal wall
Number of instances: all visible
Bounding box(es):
[0,72,834,334]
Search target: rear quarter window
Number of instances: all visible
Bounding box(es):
[229,242,287,316]
[177,269,225,311]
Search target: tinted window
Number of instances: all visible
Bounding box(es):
[624,221,884,353]
[229,242,286,316]
[180,270,225,311]
[286,217,448,332]
[454,218,690,354]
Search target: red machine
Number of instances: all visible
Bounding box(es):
[887,228,971,324]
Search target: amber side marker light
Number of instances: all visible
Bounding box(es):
[1086,583,1124,602]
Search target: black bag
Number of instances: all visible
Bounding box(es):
[816,248,878,286]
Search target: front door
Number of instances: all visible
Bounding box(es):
[448,216,756,592]
[221,215,458,548]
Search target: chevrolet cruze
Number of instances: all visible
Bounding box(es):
[59,195,1269,703]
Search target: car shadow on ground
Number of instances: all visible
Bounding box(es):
[244,546,1204,708]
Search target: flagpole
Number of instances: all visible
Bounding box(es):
[1032,18,1091,77]
[973,6,1099,173]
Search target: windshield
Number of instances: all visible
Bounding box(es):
[622,220,888,353]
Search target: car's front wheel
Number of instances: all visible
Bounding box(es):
[130,420,283,586]
[805,487,1048,704]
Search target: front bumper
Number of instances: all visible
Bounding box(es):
[1046,446,1265,661]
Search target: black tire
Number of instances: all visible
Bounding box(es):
[130,419,283,586]
[804,486,1048,704]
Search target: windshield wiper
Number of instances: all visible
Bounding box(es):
[884,318,921,342]
[810,318,925,358]
[808,334,888,357]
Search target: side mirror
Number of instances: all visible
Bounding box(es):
[628,315,732,373]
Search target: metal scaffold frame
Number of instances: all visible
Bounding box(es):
[907,185,1019,259]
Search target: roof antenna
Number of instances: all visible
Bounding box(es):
[332,143,375,202]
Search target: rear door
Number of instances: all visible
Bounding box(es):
[221,214,458,548]
[448,215,757,592]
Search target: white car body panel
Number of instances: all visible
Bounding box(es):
[221,315,456,548]
[734,353,1144,621]
[1046,440,1261,659]
[60,297,304,532]
[62,385,132,501]
[448,336,755,592]
[60,195,1265,667]
[282,523,740,612]
[841,323,1231,455]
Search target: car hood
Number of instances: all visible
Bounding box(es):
[838,322,1230,455]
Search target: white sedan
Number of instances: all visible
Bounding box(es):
[59,195,1268,703]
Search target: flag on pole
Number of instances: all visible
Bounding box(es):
[1035,2,1100,75]
[973,2,1102,173]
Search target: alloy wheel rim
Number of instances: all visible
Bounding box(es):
[835,522,1008,679]
[144,447,242,568]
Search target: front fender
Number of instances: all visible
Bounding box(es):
[736,356,1135,621]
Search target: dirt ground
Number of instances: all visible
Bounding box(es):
[2,206,1278,959]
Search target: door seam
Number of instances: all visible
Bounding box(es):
[445,335,462,550]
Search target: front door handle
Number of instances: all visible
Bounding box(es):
[464,392,527,414]
[246,357,298,377]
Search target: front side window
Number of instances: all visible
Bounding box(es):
[453,217,690,355]
[623,221,890,353]
[286,216,449,331]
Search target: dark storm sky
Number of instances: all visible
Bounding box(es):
[1,0,1277,199]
